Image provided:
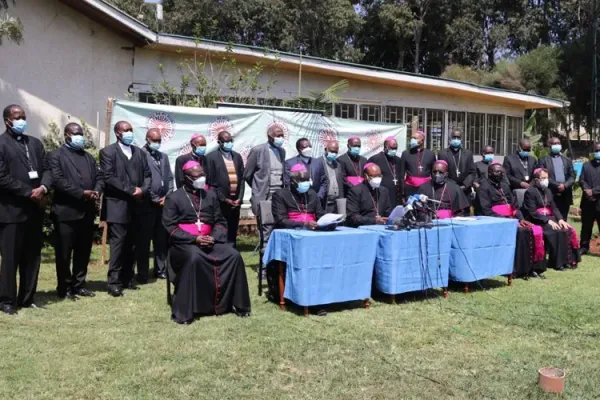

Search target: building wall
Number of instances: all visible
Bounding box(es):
[0,0,134,144]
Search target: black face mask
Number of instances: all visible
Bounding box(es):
[433,173,446,185]
[490,173,503,183]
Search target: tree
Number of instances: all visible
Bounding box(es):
[0,0,22,45]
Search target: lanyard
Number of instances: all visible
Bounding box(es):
[184,190,203,229]
[291,192,308,218]
[20,141,34,171]
[433,184,448,211]
[451,150,462,176]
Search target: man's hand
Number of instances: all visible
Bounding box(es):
[225,199,236,207]
[133,187,143,199]
[159,196,166,207]
[558,184,565,192]
[233,199,241,207]
[30,187,46,201]
[376,216,388,225]
[305,221,318,230]
[548,220,560,230]
[558,219,570,230]
[519,220,533,228]
[585,189,593,198]
[195,235,215,247]
[473,182,480,189]
[520,182,530,189]
[83,190,99,201]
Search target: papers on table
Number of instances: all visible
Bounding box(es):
[317,213,346,227]
[387,206,405,221]
[452,217,477,221]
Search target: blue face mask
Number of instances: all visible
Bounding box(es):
[519,150,530,158]
[483,154,494,163]
[410,138,419,148]
[450,139,462,148]
[273,137,285,148]
[296,181,311,193]
[349,147,361,156]
[326,152,337,162]
[193,146,206,156]
[121,131,134,146]
[10,119,27,135]
[386,149,397,157]
[148,142,161,152]
[222,142,234,152]
[67,135,85,150]
[594,152,600,160]
[551,144,562,154]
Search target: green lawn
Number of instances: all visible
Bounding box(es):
[1,232,599,400]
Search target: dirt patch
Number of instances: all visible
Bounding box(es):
[589,237,600,256]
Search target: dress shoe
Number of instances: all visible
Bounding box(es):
[538,273,547,279]
[74,288,96,297]
[235,311,251,318]
[154,271,167,280]
[555,265,565,271]
[107,287,123,297]
[1,304,18,315]
[172,315,193,325]
[21,303,46,310]
[125,282,140,290]
[579,248,589,256]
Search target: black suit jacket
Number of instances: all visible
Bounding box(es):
[437,147,476,190]
[48,145,101,222]
[503,153,536,190]
[100,143,151,223]
[0,131,51,223]
[205,149,245,202]
[536,155,575,205]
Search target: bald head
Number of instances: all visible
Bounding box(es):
[114,121,131,134]
[325,140,339,154]
[519,138,531,152]
[64,122,82,135]
[364,163,382,179]
[218,131,232,143]
[146,128,161,142]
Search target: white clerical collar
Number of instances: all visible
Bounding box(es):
[118,141,133,159]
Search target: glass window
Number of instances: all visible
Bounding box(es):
[466,112,486,155]
[405,107,424,130]
[334,103,357,119]
[487,114,505,155]
[506,116,524,155]
[448,111,466,136]
[426,109,445,151]
[360,105,381,122]
[384,106,404,124]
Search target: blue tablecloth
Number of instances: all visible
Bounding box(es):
[436,216,518,282]
[358,225,453,295]
[262,227,379,306]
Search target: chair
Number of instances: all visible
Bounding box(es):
[165,249,176,306]
[336,198,347,216]
[513,189,527,209]
[257,200,274,296]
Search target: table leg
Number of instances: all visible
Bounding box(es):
[364,299,371,309]
[278,262,285,311]
[390,294,396,304]
[508,274,513,287]
[304,307,309,317]
[443,288,449,298]
[464,283,469,294]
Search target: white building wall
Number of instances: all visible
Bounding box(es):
[0,0,134,144]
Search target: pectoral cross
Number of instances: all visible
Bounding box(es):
[456,170,461,177]
[393,178,398,185]
[541,209,548,216]
[196,219,203,230]
[418,165,423,172]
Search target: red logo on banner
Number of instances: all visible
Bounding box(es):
[318,127,338,146]
[267,119,290,145]
[364,129,383,152]
[178,143,192,156]
[240,145,254,166]
[209,117,235,142]
[147,112,175,143]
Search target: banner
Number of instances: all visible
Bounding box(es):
[109,100,407,171]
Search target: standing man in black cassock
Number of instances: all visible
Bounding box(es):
[535,137,576,221]
[503,138,536,190]
[162,161,250,324]
[400,130,436,197]
[368,136,403,206]
[0,104,52,315]
[174,133,207,189]
[437,130,476,200]
[48,123,101,300]
[337,136,368,195]
[206,131,245,247]
[474,145,496,187]
[100,121,151,297]
[346,163,392,227]
[578,143,600,255]
[141,128,173,280]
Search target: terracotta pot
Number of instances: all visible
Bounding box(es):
[538,367,566,393]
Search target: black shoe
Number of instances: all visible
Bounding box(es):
[316,309,327,317]
[531,272,540,279]
[136,276,149,285]
[124,282,140,290]
[1,304,17,315]
[522,275,530,280]
[107,286,123,297]
[155,272,167,280]
[21,303,46,310]
[172,315,193,325]
[74,288,96,297]
[539,273,547,279]
[579,248,589,256]
[235,311,251,318]
[555,266,565,271]
[58,290,78,300]
[570,264,578,270]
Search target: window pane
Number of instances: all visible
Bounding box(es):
[384,106,404,124]
[360,105,381,122]
[448,111,466,136]
[466,112,485,155]
[506,116,523,155]
[405,107,424,130]
[334,103,357,119]
[487,114,505,155]
[426,109,445,151]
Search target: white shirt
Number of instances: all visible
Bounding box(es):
[118,142,132,160]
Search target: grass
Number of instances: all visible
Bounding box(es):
[1,229,600,400]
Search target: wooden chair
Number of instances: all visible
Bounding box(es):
[165,250,176,306]
[336,198,347,216]
[257,200,274,296]
[513,188,527,209]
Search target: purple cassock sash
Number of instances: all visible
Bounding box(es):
[404,175,431,187]
[492,204,517,218]
[494,204,545,262]
[536,207,580,251]
[346,176,364,186]
[436,209,453,219]
[287,212,316,223]
[178,223,213,236]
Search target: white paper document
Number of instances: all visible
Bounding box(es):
[317,213,346,227]
[387,206,405,221]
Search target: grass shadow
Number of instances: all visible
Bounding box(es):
[372,288,445,305]
[448,278,508,294]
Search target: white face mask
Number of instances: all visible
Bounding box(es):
[192,176,206,190]
[540,179,549,188]
[369,176,382,189]
[300,147,313,158]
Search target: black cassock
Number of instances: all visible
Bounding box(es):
[368,152,403,206]
[417,180,470,218]
[337,152,367,196]
[400,148,436,197]
[523,185,580,269]
[271,188,324,229]
[478,179,547,277]
[163,187,250,322]
[347,183,392,227]
[437,147,476,193]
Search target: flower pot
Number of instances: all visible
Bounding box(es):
[538,367,566,393]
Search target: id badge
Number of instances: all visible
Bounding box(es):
[524,175,529,181]
[28,170,39,180]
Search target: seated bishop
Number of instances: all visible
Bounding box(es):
[272,163,325,230]
[346,163,392,227]
[418,160,470,219]
[162,161,251,324]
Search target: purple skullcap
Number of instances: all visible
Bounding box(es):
[363,162,376,171]
[435,160,448,167]
[290,163,307,173]
[533,168,545,177]
[182,160,200,171]
[348,136,360,140]
[385,136,396,141]
[190,133,205,141]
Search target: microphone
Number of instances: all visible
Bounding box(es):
[418,194,442,204]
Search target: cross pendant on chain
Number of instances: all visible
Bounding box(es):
[196,219,203,230]
[418,165,423,172]
[393,178,398,185]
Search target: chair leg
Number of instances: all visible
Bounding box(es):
[364,299,371,309]
[464,283,469,294]
[443,288,448,298]
[390,294,396,304]
[508,274,513,287]
[258,257,263,297]
[304,307,309,317]
[278,262,286,311]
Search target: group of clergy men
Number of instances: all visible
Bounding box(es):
[1,103,599,324]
